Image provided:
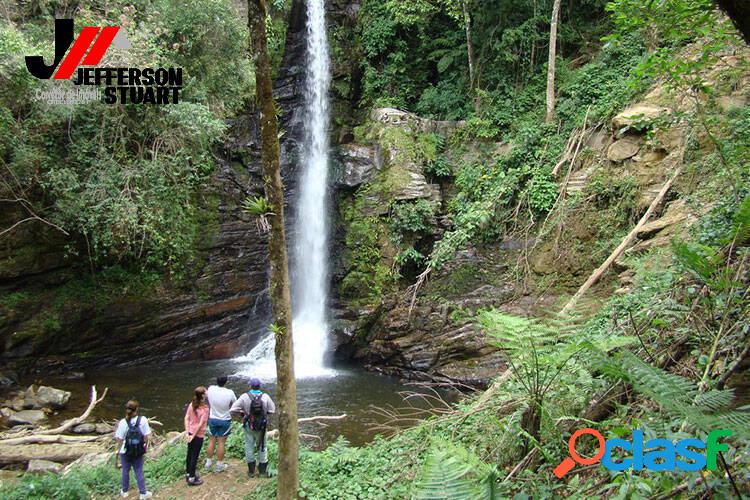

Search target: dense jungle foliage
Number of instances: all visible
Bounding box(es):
[1,0,749,498]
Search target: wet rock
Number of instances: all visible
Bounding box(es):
[607,135,642,162]
[613,104,670,130]
[72,423,97,434]
[9,409,47,426]
[27,459,62,474]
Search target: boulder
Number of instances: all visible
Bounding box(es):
[637,200,690,238]
[371,108,415,127]
[27,459,62,474]
[63,452,111,473]
[0,407,15,420]
[32,386,71,410]
[613,104,670,130]
[8,409,47,427]
[95,423,114,434]
[0,370,18,389]
[72,423,97,434]
[607,136,642,162]
[337,143,380,187]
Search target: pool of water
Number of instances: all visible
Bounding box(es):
[26,360,453,446]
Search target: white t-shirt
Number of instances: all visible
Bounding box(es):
[206,385,237,421]
[114,416,152,454]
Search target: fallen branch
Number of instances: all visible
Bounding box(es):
[561,162,684,314]
[0,386,108,446]
[0,434,103,446]
[406,267,432,320]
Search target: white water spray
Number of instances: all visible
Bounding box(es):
[235,0,335,380]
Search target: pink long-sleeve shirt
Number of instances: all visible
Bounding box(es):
[184,404,209,438]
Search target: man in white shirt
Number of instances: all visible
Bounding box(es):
[204,375,237,473]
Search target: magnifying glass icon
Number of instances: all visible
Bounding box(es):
[553,428,605,478]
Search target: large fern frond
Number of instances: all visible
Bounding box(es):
[413,447,481,500]
[602,350,750,438]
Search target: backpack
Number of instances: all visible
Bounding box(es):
[246,392,267,431]
[123,416,146,458]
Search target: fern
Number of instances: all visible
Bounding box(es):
[602,350,750,438]
[414,444,497,500]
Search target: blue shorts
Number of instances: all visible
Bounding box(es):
[208,418,232,437]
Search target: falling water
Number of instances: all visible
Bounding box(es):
[235,0,335,380]
[291,0,333,376]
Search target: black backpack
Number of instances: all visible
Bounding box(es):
[247,392,267,431]
[124,416,146,458]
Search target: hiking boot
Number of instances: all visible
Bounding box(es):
[139,493,153,500]
[247,461,256,477]
[119,490,128,498]
[188,477,203,486]
[204,458,213,472]
[214,462,228,473]
[258,462,269,478]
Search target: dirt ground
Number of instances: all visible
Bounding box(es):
[118,458,264,500]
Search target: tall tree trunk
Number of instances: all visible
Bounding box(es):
[462,0,478,110]
[248,1,299,498]
[545,0,562,124]
[716,0,750,44]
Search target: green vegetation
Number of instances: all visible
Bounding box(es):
[1,0,749,497]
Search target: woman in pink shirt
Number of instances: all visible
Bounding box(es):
[184,386,209,486]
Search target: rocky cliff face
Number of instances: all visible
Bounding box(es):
[0,118,272,371]
[0,0,325,373]
[329,54,746,387]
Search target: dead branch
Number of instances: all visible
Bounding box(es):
[406,267,432,320]
[0,386,108,446]
[503,448,537,482]
[561,162,684,314]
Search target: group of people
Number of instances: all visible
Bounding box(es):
[113,375,275,498]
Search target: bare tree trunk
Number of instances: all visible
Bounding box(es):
[462,0,478,110]
[545,0,562,123]
[716,0,750,44]
[248,1,299,498]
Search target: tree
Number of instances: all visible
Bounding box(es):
[545,0,562,123]
[248,1,299,498]
[716,0,750,43]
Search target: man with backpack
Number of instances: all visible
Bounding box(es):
[230,377,275,478]
[114,399,153,499]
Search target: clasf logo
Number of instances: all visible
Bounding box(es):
[25,19,182,105]
[554,428,732,478]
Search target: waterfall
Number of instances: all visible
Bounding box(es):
[292,0,333,376]
[235,0,335,380]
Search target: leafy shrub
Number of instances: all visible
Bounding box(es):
[389,200,437,240]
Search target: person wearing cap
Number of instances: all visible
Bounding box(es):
[230,377,275,478]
